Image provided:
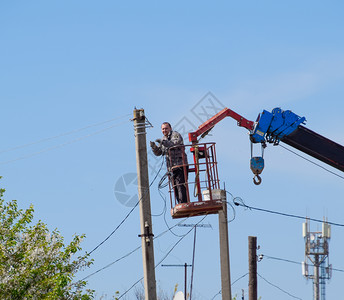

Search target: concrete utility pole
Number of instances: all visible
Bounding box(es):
[218,191,232,300]
[248,236,257,300]
[133,108,157,300]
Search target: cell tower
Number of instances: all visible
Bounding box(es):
[302,218,332,300]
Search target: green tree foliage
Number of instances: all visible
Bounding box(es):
[0,185,94,299]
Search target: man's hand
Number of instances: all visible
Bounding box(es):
[150,140,163,156]
[150,141,157,149]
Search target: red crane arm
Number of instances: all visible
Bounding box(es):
[188,107,255,142]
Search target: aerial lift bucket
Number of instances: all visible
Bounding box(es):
[168,143,225,219]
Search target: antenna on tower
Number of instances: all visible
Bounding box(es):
[302,217,332,300]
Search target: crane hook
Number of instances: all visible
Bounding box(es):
[253,174,262,185]
[250,157,264,185]
[250,142,265,186]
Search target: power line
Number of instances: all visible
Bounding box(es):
[189,224,197,300]
[88,157,165,256]
[233,197,344,228]
[0,119,130,165]
[158,176,194,238]
[82,245,142,281]
[257,273,303,300]
[117,216,207,299]
[156,216,207,267]
[0,113,131,154]
[261,254,344,273]
[88,199,139,256]
[331,267,344,273]
[225,190,236,223]
[162,205,190,238]
[150,161,168,217]
[232,272,249,286]
[279,144,344,181]
[81,217,188,281]
[262,254,300,266]
[210,273,249,300]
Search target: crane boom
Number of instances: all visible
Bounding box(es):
[188,107,254,143]
[250,107,344,173]
[188,106,344,183]
[283,125,344,172]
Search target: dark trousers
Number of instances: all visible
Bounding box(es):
[172,167,188,203]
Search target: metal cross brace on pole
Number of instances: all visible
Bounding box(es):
[177,223,212,300]
[177,223,213,229]
[161,263,192,298]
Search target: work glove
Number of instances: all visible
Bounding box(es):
[155,138,162,145]
[150,141,157,149]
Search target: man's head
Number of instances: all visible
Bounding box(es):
[161,122,172,137]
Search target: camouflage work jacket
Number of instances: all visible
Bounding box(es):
[152,130,188,170]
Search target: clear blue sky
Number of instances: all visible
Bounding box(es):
[1,1,344,299]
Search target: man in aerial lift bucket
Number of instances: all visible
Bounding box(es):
[150,122,188,203]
